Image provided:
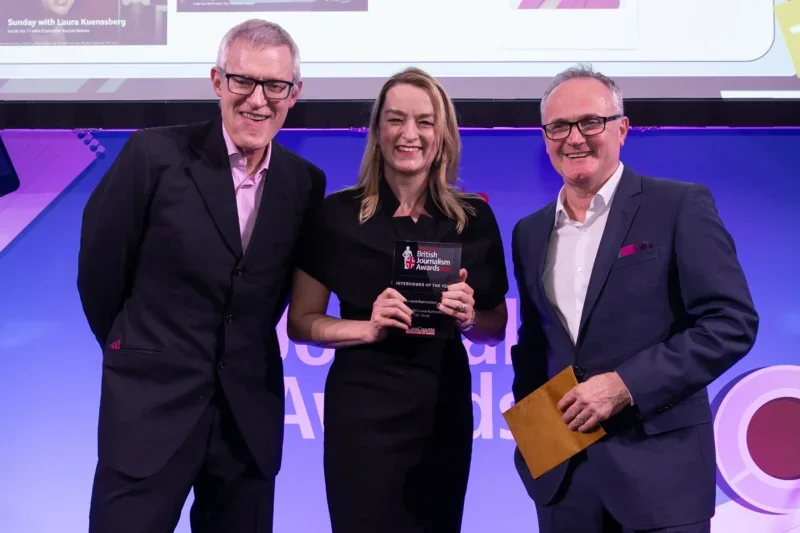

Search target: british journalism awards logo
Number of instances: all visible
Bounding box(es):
[401,244,456,273]
[402,246,416,270]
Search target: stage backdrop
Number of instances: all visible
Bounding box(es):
[0,127,798,533]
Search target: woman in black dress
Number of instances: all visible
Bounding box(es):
[288,67,509,533]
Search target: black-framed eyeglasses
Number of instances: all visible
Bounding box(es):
[219,69,295,101]
[542,114,622,140]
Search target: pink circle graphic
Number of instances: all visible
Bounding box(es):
[746,397,800,481]
[714,365,800,514]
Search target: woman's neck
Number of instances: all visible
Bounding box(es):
[384,169,428,218]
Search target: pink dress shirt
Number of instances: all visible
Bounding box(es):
[222,125,271,252]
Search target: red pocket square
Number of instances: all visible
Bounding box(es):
[618,242,652,258]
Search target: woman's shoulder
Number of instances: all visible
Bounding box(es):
[318,186,362,216]
[460,193,498,226]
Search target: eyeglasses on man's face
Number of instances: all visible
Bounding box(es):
[220,69,295,101]
[542,115,622,141]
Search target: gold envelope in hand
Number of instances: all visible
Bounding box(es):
[502,365,606,479]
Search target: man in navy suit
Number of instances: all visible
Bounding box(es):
[510,64,758,533]
[77,19,325,533]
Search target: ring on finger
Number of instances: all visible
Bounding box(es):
[459,303,466,312]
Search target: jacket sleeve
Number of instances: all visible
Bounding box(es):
[615,183,759,418]
[77,131,154,348]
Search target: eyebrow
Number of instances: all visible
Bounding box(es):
[384,108,434,119]
[546,113,603,123]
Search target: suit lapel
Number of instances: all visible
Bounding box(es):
[534,203,573,343]
[186,117,242,257]
[536,204,556,283]
[242,142,294,261]
[577,168,643,341]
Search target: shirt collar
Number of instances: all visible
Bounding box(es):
[222,123,271,184]
[554,161,625,224]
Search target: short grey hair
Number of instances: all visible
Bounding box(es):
[216,19,302,82]
[540,63,624,119]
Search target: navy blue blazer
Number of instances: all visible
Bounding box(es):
[510,167,758,530]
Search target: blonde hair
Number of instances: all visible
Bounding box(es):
[352,67,480,233]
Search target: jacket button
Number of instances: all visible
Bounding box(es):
[235,268,243,276]
[574,366,586,379]
[218,361,225,370]
[225,314,233,323]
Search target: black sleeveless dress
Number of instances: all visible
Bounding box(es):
[297,178,508,532]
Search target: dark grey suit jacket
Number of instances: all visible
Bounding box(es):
[78,116,325,479]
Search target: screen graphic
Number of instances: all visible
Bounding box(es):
[177,0,368,12]
[0,0,797,101]
[513,0,621,8]
[0,137,20,199]
[1,0,168,46]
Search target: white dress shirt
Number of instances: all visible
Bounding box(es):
[543,162,625,345]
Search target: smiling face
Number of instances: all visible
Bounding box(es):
[42,0,75,16]
[542,77,629,191]
[378,83,439,181]
[211,40,300,156]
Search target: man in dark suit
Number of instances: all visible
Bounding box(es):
[510,64,758,533]
[77,19,325,533]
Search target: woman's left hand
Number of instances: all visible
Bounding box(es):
[439,268,476,328]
